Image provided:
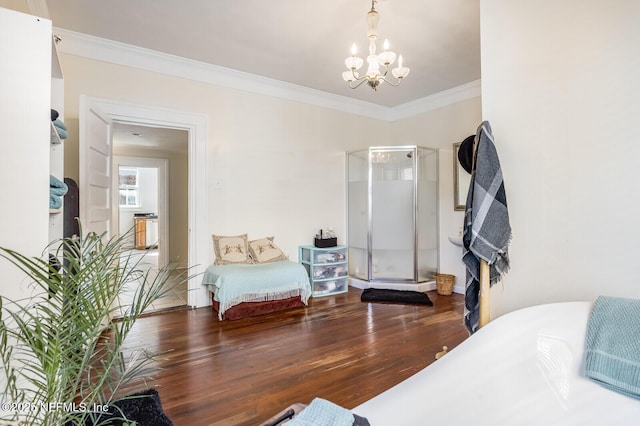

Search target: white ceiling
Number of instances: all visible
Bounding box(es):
[112,123,188,152]
[45,0,481,108]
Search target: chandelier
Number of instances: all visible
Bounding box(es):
[342,0,410,90]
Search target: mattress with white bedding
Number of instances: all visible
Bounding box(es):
[202,261,311,319]
[352,302,640,425]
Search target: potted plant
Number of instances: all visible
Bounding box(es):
[0,228,187,425]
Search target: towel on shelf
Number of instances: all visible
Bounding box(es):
[50,194,62,209]
[53,118,68,139]
[54,127,67,140]
[50,175,68,197]
[50,175,67,209]
[52,118,67,131]
[462,121,511,334]
[585,296,640,400]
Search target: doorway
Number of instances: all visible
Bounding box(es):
[84,97,209,308]
[112,123,188,313]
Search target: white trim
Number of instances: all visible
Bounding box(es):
[92,98,209,308]
[54,28,480,122]
[349,278,435,293]
[349,278,464,294]
[386,80,482,122]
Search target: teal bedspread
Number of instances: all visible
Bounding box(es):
[585,296,640,400]
[202,261,311,319]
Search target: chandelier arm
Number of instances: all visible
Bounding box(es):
[378,67,400,87]
[347,68,371,84]
[350,69,365,80]
[376,66,402,87]
[349,78,370,89]
[378,76,402,87]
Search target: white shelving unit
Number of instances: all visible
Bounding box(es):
[0,8,54,301]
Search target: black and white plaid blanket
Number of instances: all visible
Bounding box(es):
[462,121,511,334]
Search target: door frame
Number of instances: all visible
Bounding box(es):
[89,97,208,308]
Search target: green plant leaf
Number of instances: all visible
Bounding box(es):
[0,226,195,425]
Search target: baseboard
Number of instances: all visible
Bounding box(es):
[349,278,435,292]
[349,278,465,295]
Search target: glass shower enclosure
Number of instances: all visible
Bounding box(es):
[347,146,438,283]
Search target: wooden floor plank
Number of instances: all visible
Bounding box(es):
[117,288,468,425]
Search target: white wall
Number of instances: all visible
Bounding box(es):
[60,54,391,264]
[116,165,158,238]
[481,0,640,318]
[392,97,483,292]
[137,167,158,213]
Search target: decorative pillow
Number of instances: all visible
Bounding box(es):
[213,234,250,265]
[248,237,288,264]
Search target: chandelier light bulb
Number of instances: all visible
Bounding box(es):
[345,43,364,71]
[377,38,396,66]
[392,54,410,79]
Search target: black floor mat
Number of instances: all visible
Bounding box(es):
[360,288,433,306]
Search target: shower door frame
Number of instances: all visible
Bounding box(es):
[368,146,418,283]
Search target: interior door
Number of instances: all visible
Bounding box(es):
[79,95,114,237]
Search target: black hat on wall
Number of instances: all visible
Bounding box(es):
[458,134,475,174]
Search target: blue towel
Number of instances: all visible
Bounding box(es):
[50,175,68,197]
[585,296,640,399]
[52,118,67,131]
[53,118,68,139]
[54,126,68,140]
[50,194,62,209]
[287,398,354,426]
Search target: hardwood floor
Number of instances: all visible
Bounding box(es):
[118,287,468,425]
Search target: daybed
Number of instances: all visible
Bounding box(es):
[202,261,311,320]
[352,300,640,425]
[202,234,311,320]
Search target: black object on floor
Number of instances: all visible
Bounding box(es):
[66,388,173,426]
[361,288,433,306]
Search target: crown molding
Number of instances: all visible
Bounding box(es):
[386,80,481,122]
[53,28,480,122]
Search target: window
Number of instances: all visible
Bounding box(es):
[119,167,139,207]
